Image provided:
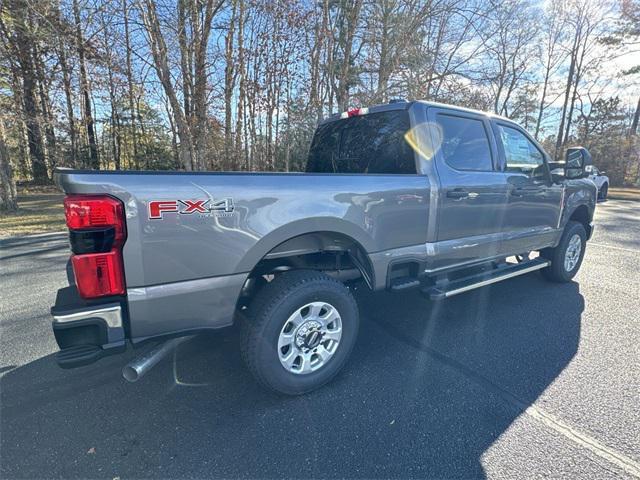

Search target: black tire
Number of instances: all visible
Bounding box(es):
[240,270,359,395]
[540,221,587,282]
[599,183,608,200]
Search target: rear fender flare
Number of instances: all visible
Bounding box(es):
[236,218,376,282]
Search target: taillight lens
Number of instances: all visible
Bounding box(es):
[340,107,369,119]
[71,252,125,298]
[64,195,127,299]
[64,195,125,246]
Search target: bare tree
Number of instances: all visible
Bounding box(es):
[122,0,140,168]
[534,1,568,139]
[330,0,364,112]
[72,0,99,168]
[1,0,49,183]
[0,115,18,211]
[139,0,224,170]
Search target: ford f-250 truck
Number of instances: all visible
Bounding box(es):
[51,101,596,394]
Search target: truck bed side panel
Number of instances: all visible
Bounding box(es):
[56,171,430,339]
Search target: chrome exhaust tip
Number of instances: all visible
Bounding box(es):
[122,336,193,383]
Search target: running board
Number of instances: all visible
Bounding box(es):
[423,259,550,300]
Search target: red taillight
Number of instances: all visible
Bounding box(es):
[64,195,127,299]
[71,251,125,298]
[340,107,369,119]
[64,195,125,246]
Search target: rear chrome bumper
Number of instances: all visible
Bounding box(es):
[51,286,126,368]
[53,305,125,343]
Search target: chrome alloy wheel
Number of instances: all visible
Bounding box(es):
[564,234,582,272]
[277,302,342,375]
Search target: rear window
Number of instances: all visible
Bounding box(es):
[436,114,493,171]
[306,111,416,174]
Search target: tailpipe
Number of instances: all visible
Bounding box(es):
[122,336,193,382]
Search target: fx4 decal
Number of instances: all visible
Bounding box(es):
[148,198,234,220]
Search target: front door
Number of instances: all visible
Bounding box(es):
[492,121,563,253]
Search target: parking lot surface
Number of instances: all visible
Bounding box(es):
[1,199,639,479]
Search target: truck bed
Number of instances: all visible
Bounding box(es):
[55,169,431,340]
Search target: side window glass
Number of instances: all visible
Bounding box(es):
[498,125,545,178]
[436,114,493,171]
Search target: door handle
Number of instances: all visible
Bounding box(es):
[447,189,469,199]
[512,186,542,197]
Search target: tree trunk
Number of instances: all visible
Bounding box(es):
[234,0,246,166]
[0,117,18,212]
[630,96,640,136]
[72,0,99,169]
[309,5,323,121]
[11,0,48,183]
[122,0,139,169]
[58,33,78,168]
[224,0,238,170]
[102,15,121,169]
[193,0,225,170]
[8,67,30,177]
[534,65,552,140]
[177,0,192,134]
[34,44,58,173]
[555,22,580,158]
[375,3,391,102]
[139,0,194,170]
[335,0,362,112]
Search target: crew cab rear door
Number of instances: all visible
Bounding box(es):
[491,120,563,251]
[426,107,510,267]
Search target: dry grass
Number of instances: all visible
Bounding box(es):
[0,189,65,238]
[608,187,640,201]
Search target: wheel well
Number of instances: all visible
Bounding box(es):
[569,205,591,237]
[241,232,374,296]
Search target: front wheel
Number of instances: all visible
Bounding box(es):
[240,270,359,395]
[540,221,587,282]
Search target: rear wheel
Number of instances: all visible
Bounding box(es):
[240,270,359,395]
[541,221,587,282]
[599,183,608,200]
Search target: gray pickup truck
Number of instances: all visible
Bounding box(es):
[51,101,596,394]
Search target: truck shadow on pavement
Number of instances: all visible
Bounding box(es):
[1,277,583,479]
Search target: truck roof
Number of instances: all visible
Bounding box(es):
[319,100,512,126]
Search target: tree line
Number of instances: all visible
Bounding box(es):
[1,0,639,211]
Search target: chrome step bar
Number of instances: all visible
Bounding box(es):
[424,259,550,300]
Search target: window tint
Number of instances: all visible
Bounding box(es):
[436,114,493,171]
[306,111,415,174]
[497,125,545,178]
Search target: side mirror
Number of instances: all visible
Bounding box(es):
[564,147,592,179]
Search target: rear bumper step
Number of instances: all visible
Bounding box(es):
[55,345,111,369]
[51,286,127,368]
[423,259,550,300]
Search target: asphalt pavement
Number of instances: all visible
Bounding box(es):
[1,199,639,479]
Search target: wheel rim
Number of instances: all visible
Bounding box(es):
[277,301,343,375]
[564,234,582,272]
